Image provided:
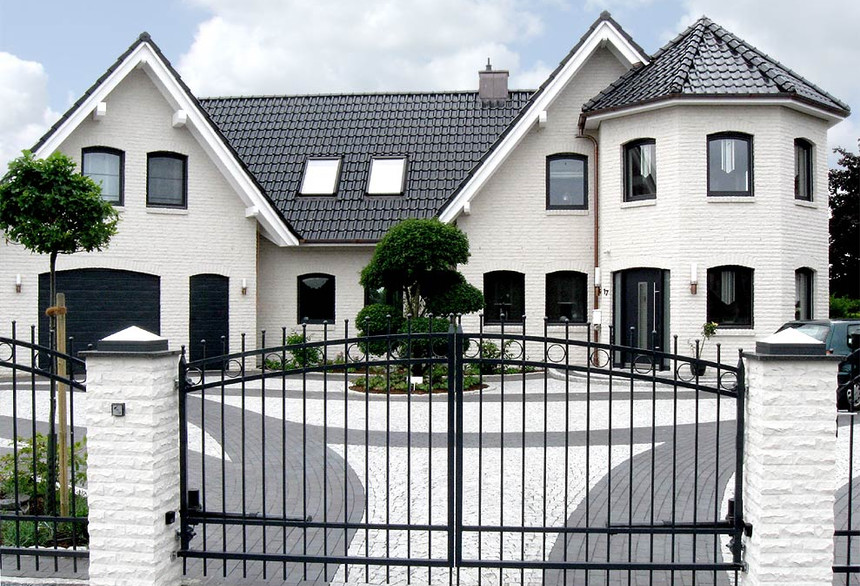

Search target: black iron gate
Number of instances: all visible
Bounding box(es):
[178,317,746,584]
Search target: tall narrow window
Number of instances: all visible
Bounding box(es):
[795,139,813,201]
[546,271,587,323]
[707,133,753,196]
[795,268,814,320]
[707,265,753,327]
[147,152,187,208]
[82,147,123,204]
[297,273,335,323]
[300,158,341,195]
[484,271,525,323]
[547,154,587,209]
[624,139,656,201]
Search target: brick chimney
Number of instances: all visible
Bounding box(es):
[479,59,509,105]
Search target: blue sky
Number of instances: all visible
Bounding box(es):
[0,0,856,165]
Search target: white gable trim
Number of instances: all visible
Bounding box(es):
[34,42,300,247]
[582,97,847,128]
[438,20,648,223]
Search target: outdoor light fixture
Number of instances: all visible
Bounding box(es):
[15,274,21,293]
[690,263,698,294]
[594,266,602,297]
[241,278,248,296]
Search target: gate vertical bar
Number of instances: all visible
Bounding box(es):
[178,348,190,554]
[448,316,458,569]
[733,351,746,566]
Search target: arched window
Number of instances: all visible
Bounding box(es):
[624,139,656,201]
[795,267,814,320]
[546,154,587,209]
[82,147,124,204]
[147,151,187,208]
[297,273,335,323]
[545,271,587,323]
[707,133,753,196]
[484,271,525,323]
[707,265,754,327]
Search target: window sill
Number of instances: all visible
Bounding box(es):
[794,199,817,209]
[146,207,189,216]
[545,209,589,216]
[621,199,656,209]
[714,329,755,337]
[707,197,755,204]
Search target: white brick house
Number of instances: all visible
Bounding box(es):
[0,13,848,362]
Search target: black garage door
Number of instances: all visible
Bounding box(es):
[39,268,161,354]
[189,274,229,361]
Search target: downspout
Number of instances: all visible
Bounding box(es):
[576,119,600,333]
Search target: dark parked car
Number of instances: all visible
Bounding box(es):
[775,320,860,410]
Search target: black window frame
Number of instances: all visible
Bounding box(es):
[82,146,124,205]
[707,265,754,328]
[297,273,336,324]
[795,267,814,320]
[546,154,588,210]
[483,270,525,324]
[545,271,588,324]
[623,139,657,202]
[794,138,813,201]
[147,151,188,208]
[707,133,753,197]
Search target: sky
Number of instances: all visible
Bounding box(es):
[0,0,857,167]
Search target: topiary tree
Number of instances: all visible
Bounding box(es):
[0,151,119,515]
[0,151,120,330]
[359,218,483,319]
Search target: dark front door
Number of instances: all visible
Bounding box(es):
[39,268,161,355]
[189,274,229,361]
[615,268,668,365]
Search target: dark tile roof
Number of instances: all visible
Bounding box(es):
[583,17,851,117]
[199,92,532,242]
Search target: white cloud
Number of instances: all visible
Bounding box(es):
[179,0,547,96]
[676,0,858,159]
[0,53,60,169]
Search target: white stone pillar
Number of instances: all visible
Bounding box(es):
[84,326,182,586]
[740,330,842,586]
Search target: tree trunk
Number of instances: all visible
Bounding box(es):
[47,251,58,515]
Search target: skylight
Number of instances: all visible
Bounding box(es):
[300,158,341,195]
[367,157,406,195]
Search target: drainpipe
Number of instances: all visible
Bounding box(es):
[576,127,600,334]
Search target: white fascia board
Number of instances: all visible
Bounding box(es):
[583,97,846,129]
[438,21,647,223]
[34,42,300,247]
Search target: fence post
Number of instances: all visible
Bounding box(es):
[740,330,842,586]
[83,326,182,586]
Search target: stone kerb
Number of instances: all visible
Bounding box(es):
[82,326,182,586]
[740,328,842,586]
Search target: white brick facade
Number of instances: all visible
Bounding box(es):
[0,70,258,353]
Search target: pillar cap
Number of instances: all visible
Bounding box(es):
[755,328,825,356]
[96,326,169,352]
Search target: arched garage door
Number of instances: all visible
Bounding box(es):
[39,268,161,354]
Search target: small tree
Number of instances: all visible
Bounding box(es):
[0,151,120,321]
[830,142,859,299]
[360,218,483,319]
[0,151,119,515]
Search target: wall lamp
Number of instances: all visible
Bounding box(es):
[241,278,248,296]
[594,266,602,297]
[690,263,698,295]
[15,274,21,293]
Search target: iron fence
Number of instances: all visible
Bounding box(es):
[178,315,745,584]
[0,322,88,576]
[835,348,860,582]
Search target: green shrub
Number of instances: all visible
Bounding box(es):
[356,303,404,356]
[831,295,860,319]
